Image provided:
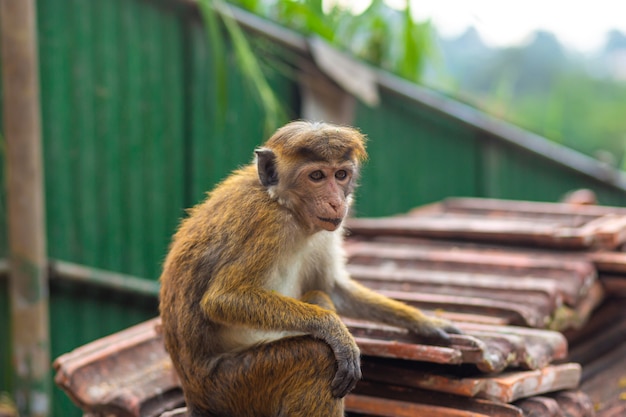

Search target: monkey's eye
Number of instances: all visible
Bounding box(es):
[335,170,348,180]
[309,170,325,181]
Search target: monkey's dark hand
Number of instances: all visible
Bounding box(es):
[329,336,362,398]
[408,316,463,346]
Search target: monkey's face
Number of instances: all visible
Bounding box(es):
[295,163,356,232]
[256,152,360,233]
[256,122,366,234]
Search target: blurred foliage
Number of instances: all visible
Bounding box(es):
[0,392,17,417]
[431,28,626,169]
[199,0,626,173]
[231,0,433,83]
[197,0,287,134]
[198,0,433,133]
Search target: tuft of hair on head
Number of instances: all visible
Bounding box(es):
[263,121,368,165]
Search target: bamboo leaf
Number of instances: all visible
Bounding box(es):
[198,0,286,134]
[215,0,286,133]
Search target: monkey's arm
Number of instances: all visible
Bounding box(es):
[200,284,361,398]
[331,278,461,343]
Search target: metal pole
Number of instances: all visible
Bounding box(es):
[0,0,51,415]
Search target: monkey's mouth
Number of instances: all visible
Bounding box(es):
[318,217,342,227]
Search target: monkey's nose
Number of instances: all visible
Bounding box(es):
[328,201,340,213]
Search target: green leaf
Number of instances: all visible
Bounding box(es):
[197,0,286,134]
[215,0,286,132]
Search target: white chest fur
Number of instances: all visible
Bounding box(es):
[266,230,338,298]
[221,231,342,351]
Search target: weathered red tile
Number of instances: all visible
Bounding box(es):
[54,318,183,417]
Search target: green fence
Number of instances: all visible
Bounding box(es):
[2,0,626,416]
[354,87,626,217]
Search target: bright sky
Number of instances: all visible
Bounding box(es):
[342,0,626,51]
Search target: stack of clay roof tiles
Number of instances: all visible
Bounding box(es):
[54,197,626,417]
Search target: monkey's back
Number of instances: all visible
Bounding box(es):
[158,164,300,386]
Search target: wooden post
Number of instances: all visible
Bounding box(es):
[0,0,51,416]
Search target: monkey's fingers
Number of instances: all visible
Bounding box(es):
[442,322,463,335]
[330,348,362,398]
[409,317,463,345]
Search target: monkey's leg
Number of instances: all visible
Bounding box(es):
[189,336,343,417]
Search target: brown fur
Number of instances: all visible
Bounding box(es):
[159,121,459,417]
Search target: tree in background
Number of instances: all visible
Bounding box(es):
[234,0,433,82]
[431,27,626,169]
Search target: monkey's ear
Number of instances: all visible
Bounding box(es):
[255,148,278,187]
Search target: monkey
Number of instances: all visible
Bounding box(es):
[159,120,461,417]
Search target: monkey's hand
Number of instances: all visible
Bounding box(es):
[318,317,362,398]
[408,316,463,345]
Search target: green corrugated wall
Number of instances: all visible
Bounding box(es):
[1,0,626,416]
[354,90,626,217]
[354,92,481,216]
[478,138,626,205]
[39,0,187,279]
[38,1,183,414]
